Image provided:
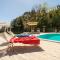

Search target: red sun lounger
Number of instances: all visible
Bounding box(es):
[10,36,40,45]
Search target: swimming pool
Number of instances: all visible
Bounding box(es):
[38,33,60,42]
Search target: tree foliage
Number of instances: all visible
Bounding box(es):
[11,4,60,33]
[11,17,24,33]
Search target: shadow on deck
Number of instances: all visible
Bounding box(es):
[0,45,44,58]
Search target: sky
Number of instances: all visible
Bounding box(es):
[0,0,60,22]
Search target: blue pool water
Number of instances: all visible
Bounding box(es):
[38,33,60,42]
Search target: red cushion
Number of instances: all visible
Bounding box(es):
[10,36,40,45]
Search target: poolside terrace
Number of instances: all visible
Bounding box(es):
[0,33,60,60]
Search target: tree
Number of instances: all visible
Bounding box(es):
[11,4,60,33]
[11,17,24,33]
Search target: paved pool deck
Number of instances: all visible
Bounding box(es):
[0,33,60,60]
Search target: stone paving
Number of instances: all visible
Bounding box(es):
[0,33,60,60]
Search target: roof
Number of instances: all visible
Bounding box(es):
[0,22,6,26]
[27,22,38,26]
[0,21,10,27]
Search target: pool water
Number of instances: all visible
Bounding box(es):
[38,33,60,42]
